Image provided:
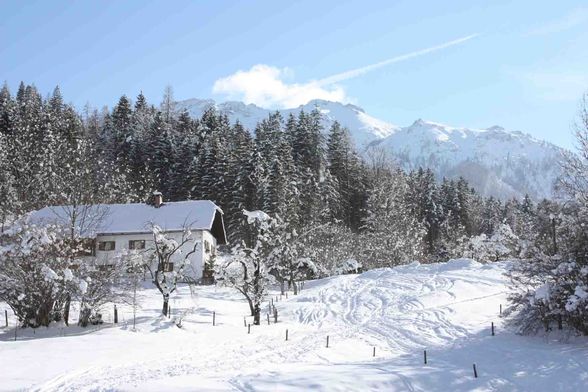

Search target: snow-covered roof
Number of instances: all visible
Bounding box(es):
[29,200,227,244]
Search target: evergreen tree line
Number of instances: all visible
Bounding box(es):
[0,83,569,273]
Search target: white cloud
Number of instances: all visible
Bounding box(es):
[212,34,478,108]
[212,64,348,109]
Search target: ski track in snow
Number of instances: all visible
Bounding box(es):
[7,259,586,391]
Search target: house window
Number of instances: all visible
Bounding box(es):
[98,241,116,251]
[204,241,211,253]
[128,240,145,250]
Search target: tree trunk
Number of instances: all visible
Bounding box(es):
[37,300,54,327]
[280,280,285,295]
[162,294,169,316]
[253,303,261,325]
[78,306,91,327]
[63,294,71,326]
[552,218,558,255]
[292,279,298,295]
[246,297,255,317]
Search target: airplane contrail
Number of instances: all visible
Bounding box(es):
[316,34,479,86]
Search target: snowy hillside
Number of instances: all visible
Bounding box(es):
[175,98,400,148]
[177,98,566,199]
[3,260,588,391]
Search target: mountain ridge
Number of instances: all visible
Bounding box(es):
[176,98,566,200]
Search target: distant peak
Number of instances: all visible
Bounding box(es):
[220,101,260,110]
[344,103,365,113]
[305,99,330,107]
[411,119,447,129]
[301,99,362,111]
[486,125,505,132]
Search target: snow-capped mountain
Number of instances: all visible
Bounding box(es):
[373,120,565,199]
[176,98,566,199]
[176,98,399,147]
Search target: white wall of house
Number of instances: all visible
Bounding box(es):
[93,230,216,280]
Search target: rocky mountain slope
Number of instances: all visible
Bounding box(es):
[373,119,564,199]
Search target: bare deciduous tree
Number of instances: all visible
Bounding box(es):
[145,224,200,316]
[215,210,275,325]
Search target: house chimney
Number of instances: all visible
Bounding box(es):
[152,191,163,208]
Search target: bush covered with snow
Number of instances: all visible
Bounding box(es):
[334,259,362,275]
[506,203,588,335]
[461,224,521,263]
[0,218,75,327]
[507,256,588,335]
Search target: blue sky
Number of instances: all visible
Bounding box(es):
[1,0,587,148]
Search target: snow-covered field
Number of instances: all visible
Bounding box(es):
[2,259,588,391]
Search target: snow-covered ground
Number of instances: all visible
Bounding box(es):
[2,259,588,391]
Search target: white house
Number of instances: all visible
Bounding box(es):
[29,193,227,282]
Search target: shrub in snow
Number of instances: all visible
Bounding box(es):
[76,257,128,327]
[0,218,76,327]
[461,224,520,262]
[334,259,362,275]
[507,255,588,335]
[297,222,358,278]
[506,202,588,335]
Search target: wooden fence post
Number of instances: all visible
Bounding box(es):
[326,335,329,348]
[244,317,247,327]
[114,304,118,324]
[286,329,289,341]
[473,364,478,378]
[267,313,270,325]
[373,347,376,357]
[213,311,216,326]
[4,309,7,327]
[491,322,495,336]
[248,324,251,334]
[424,350,427,364]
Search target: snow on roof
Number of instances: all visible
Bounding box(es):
[30,200,226,242]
